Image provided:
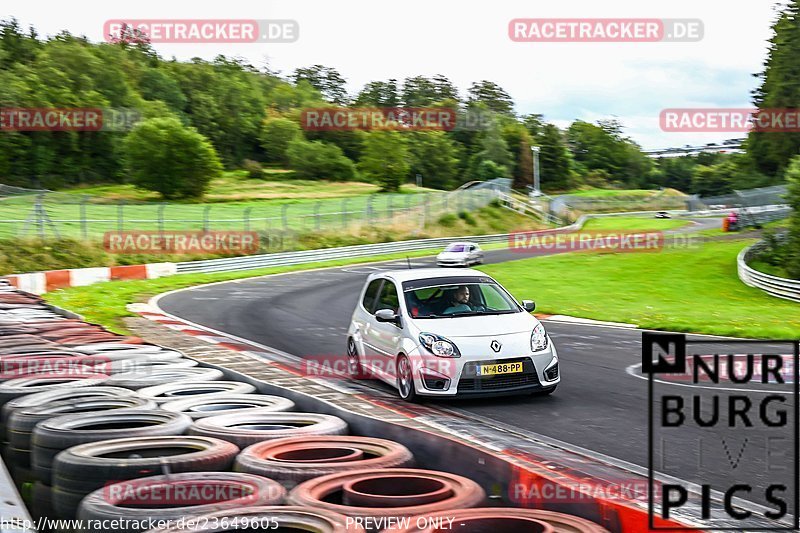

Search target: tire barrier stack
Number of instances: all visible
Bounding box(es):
[0,281,611,532]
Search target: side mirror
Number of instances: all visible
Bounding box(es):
[375,309,400,324]
[522,300,536,312]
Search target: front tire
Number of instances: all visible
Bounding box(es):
[396,355,418,402]
[346,338,362,379]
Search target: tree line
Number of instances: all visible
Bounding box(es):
[0,18,795,200]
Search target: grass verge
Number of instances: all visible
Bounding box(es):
[580,216,689,232]
[567,188,686,198]
[477,238,800,339]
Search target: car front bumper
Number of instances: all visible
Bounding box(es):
[408,343,560,397]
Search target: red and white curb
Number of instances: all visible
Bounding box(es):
[6,263,175,295]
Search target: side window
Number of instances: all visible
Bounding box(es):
[362,279,383,312]
[376,281,400,314]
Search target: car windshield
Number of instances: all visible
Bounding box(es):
[402,276,520,318]
[444,244,467,252]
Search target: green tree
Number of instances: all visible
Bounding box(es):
[401,74,459,106]
[124,117,222,199]
[260,117,302,165]
[408,132,460,190]
[286,139,356,181]
[522,114,545,139]
[359,132,410,191]
[473,160,508,181]
[501,120,533,188]
[785,155,800,278]
[690,164,734,196]
[748,1,800,178]
[467,80,514,115]
[653,156,696,191]
[292,65,349,104]
[354,80,400,106]
[537,124,575,192]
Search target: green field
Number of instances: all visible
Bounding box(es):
[478,238,800,339]
[57,171,431,203]
[1,174,486,240]
[580,216,689,232]
[567,188,686,198]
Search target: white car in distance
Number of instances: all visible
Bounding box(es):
[436,242,484,267]
[346,268,560,401]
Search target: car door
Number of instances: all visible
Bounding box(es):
[366,279,404,380]
[355,278,384,360]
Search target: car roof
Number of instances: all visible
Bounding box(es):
[445,241,478,246]
[372,268,489,283]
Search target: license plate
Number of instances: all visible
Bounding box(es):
[477,362,523,376]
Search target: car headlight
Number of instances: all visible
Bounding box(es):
[419,333,461,358]
[531,323,548,352]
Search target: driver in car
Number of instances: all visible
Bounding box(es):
[443,285,474,315]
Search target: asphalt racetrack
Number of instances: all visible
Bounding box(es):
[159,218,795,508]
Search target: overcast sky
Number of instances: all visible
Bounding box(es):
[2,0,787,149]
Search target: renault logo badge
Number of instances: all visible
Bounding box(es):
[490,340,501,352]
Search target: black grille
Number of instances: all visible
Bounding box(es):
[545,363,559,381]
[457,357,540,393]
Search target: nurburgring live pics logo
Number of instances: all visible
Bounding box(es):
[643,332,799,530]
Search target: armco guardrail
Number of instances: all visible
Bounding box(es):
[174,209,728,274]
[175,234,513,274]
[738,238,800,303]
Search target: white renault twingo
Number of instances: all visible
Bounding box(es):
[346,268,559,401]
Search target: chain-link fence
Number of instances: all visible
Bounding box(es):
[548,189,690,221]
[0,183,503,242]
[688,184,789,211]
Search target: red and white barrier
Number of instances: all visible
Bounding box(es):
[4,263,176,295]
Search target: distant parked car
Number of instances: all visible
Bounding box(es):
[654,211,671,219]
[436,242,483,267]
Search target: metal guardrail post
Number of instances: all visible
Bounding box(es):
[203,206,211,232]
[36,193,46,239]
[80,195,89,240]
[243,207,253,232]
[366,195,374,226]
[117,200,125,233]
[157,203,166,236]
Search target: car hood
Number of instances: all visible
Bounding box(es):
[437,251,467,259]
[411,311,538,337]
